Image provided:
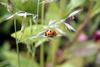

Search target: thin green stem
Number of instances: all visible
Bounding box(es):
[34,0,40,31]
[26,40,36,67]
[29,18,33,67]
[37,0,40,21]
[40,1,45,67]
[40,43,44,67]
[41,0,45,25]
[29,17,36,67]
[19,15,26,41]
[31,43,36,64]
[14,16,20,67]
[30,18,32,35]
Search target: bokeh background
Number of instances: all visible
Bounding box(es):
[0,0,100,67]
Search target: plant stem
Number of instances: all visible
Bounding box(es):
[37,0,40,21]
[14,16,20,67]
[40,0,44,67]
[40,43,44,67]
[30,18,32,35]
[41,0,45,25]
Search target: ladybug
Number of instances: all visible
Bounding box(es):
[45,29,57,37]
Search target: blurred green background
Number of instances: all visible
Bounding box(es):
[0,0,100,67]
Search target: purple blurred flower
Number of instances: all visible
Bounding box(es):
[78,33,88,42]
[46,63,52,67]
[93,30,100,42]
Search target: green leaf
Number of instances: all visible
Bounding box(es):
[11,25,44,42]
[92,0,100,17]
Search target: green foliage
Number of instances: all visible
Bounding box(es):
[45,2,60,23]
[4,51,39,67]
[13,0,38,13]
[92,0,100,17]
[0,0,100,67]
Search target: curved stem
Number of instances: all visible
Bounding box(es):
[14,16,20,67]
